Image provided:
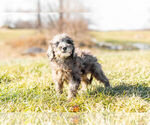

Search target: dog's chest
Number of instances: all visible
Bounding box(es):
[56,65,73,81]
[51,61,74,74]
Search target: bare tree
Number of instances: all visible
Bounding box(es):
[3,0,89,33]
[37,0,42,32]
[59,0,64,32]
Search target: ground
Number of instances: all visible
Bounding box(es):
[0,29,150,124]
[0,50,150,113]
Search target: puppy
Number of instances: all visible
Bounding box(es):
[47,33,110,99]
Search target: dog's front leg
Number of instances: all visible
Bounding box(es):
[68,75,80,100]
[55,80,63,94]
[52,70,63,94]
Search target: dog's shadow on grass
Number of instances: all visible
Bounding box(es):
[88,83,150,101]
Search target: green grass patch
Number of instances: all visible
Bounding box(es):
[0,51,150,113]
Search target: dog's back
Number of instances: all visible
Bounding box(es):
[76,51,98,74]
[76,51,110,87]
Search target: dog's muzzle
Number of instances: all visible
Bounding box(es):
[62,47,67,53]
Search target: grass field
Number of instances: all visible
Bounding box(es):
[0,29,150,124]
[0,51,150,113]
[91,31,150,44]
[0,29,36,42]
[1,29,150,44]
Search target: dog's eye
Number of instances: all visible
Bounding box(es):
[66,40,72,44]
[59,46,62,49]
[55,42,59,46]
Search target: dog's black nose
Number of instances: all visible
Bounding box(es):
[63,47,67,51]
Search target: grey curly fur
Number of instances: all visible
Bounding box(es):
[47,33,110,99]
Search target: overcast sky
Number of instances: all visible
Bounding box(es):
[0,0,150,31]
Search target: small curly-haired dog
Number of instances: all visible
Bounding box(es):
[47,34,110,99]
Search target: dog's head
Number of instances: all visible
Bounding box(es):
[47,33,75,61]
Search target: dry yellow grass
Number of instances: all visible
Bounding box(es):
[91,30,150,44]
[0,29,36,42]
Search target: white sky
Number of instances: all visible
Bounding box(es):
[0,0,150,31]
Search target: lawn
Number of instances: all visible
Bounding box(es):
[0,51,150,113]
[91,30,150,44]
[0,29,36,42]
[0,29,150,124]
[1,29,150,44]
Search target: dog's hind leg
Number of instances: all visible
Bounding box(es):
[81,74,93,91]
[92,63,110,87]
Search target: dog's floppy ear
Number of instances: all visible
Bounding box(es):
[71,41,75,58]
[47,43,55,61]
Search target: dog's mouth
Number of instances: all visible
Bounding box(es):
[59,53,71,59]
[59,50,72,58]
[62,50,67,53]
[62,51,71,55]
